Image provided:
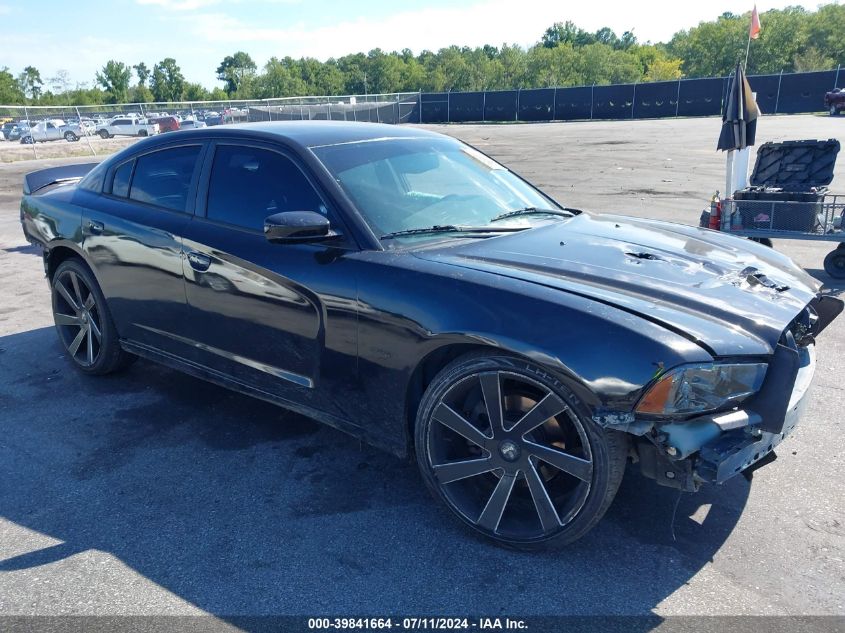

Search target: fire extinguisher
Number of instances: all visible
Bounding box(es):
[708,191,722,230]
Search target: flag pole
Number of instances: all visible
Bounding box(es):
[744,28,752,69]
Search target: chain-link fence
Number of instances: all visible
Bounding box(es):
[0,92,422,159]
[1,68,842,160]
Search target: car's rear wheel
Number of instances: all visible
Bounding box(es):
[21,136,33,144]
[51,259,135,375]
[98,129,109,139]
[138,130,148,137]
[64,131,78,142]
[415,353,627,550]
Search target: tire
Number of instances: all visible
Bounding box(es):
[831,105,839,116]
[51,258,136,375]
[64,131,78,142]
[20,136,33,144]
[823,248,845,279]
[750,237,773,248]
[98,129,109,140]
[137,130,148,137]
[414,352,627,550]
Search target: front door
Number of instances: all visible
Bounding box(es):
[181,141,358,417]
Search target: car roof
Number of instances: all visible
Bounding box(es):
[159,120,444,149]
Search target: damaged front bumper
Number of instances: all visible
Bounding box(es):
[623,294,841,492]
[635,342,815,491]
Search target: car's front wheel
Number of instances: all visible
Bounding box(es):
[98,129,110,139]
[64,131,79,142]
[415,353,627,550]
[51,258,135,375]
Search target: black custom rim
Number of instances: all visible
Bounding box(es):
[426,370,593,542]
[53,269,102,367]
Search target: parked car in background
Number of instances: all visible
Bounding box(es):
[824,87,845,115]
[178,119,207,130]
[204,114,224,126]
[18,122,842,549]
[96,117,159,138]
[150,116,180,132]
[2,123,22,141]
[20,119,86,144]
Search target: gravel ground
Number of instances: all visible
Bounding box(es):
[0,115,843,628]
[0,134,136,163]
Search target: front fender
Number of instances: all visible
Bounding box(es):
[350,252,713,456]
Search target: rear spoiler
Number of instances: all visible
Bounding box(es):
[23,162,99,195]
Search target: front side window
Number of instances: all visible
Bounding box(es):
[205,145,327,230]
[312,137,559,239]
[129,145,202,211]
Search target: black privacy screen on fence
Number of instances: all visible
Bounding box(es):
[414,68,842,124]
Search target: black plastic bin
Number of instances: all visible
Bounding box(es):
[732,139,840,232]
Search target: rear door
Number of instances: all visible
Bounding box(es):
[181,140,358,415]
[82,142,207,353]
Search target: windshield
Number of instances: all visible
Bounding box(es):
[312,137,562,240]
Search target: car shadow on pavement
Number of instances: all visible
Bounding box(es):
[0,326,749,623]
[806,268,845,296]
[1,244,41,256]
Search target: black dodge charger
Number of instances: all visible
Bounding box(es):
[19,121,842,549]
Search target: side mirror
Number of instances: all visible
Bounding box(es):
[264,211,338,243]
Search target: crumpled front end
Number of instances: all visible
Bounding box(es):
[624,294,842,491]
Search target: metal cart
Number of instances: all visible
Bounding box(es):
[716,195,845,278]
[702,139,845,279]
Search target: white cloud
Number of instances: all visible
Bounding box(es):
[187,0,559,58]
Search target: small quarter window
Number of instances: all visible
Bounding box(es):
[111,160,133,197]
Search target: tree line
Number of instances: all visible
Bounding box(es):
[2,4,845,106]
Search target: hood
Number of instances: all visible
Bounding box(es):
[414,213,822,356]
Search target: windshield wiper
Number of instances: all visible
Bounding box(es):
[380,224,527,240]
[490,207,579,222]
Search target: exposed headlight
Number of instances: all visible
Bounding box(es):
[636,363,768,417]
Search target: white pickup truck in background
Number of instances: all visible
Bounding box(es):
[96,117,160,139]
[20,119,90,144]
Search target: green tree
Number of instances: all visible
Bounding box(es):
[256,57,307,98]
[133,62,150,87]
[0,67,25,103]
[150,58,185,102]
[17,66,43,100]
[128,84,154,103]
[216,51,257,95]
[182,82,211,101]
[96,60,132,103]
[542,21,594,48]
[802,4,845,68]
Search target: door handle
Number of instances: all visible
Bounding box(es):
[87,220,104,235]
[187,251,211,272]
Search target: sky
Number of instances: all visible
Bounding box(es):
[0,0,824,90]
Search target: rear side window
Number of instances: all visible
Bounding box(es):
[205,145,326,230]
[111,160,133,197]
[129,145,202,212]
